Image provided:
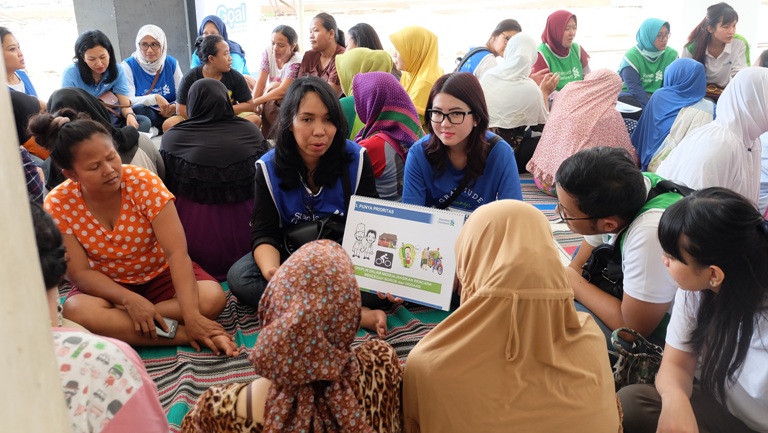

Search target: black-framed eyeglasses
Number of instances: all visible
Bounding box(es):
[556,202,605,222]
[427,109,473,125]
[139,42,161,50]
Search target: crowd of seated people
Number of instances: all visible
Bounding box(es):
[8,3,768,431]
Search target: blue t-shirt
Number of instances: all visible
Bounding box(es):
[402,131,522,212]
[10,70,38,97]
[61,63,130,97]
[190,51,249,75]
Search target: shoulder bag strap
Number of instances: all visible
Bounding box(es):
[143,67,163,96]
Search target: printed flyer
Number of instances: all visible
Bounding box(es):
[342,196,466,311]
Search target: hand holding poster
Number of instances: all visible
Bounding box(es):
[342,196,466,311]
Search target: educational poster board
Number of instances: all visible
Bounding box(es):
[342,196,466,311]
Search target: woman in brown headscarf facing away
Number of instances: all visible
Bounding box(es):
[402,200,620,433]
[182,240,403,433]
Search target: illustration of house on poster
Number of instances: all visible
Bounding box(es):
[342,196,466,311]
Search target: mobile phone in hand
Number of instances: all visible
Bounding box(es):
[155,317,178,339]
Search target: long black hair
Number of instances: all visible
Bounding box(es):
[424,72,490,184]
[686,2,738,65]
[313,12,345,47]
[658,187,768,402]
[274,76,349,190]
[31,201,67,290]
[347,23,383,50]
[73,30,119,85]
[273,25,299,53]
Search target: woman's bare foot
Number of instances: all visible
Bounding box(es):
[211,334,240,357]
[360,307,387,338]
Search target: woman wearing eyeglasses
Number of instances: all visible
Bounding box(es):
[402,72,522,212]
[121,25,183,133]
[618,18,678,114]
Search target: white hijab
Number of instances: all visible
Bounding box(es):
[657,67,768,204]
[132,25,167,75]
[480,33,548,129]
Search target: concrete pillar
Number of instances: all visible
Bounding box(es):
[0,58,71,432]
[72,0,194,71]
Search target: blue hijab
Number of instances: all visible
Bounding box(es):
[619,18,668,70]
[631,58,706,169]
[198,15,245,56]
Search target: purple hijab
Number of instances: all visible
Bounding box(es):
[352,71,423,148]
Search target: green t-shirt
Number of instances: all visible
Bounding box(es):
[621,47,679,94]
[538,42,584,91]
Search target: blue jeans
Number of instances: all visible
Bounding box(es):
[108,110,151,133]
[227,252,392,310]
[133,105,165,130]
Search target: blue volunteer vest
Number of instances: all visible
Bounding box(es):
[258,140,365,227]
[124,56,177,102]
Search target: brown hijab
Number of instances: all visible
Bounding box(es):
[248,240,375,433]
[402,200,620,433]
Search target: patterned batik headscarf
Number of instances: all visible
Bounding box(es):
[248,240,375,433]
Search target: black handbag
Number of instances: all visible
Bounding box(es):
[581,242,624,299]
[282,214,346,255]
[580,179,694,300]
[281,164,351,255]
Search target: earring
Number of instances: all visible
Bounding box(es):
[709,280,717,287]
[473,123,477,127]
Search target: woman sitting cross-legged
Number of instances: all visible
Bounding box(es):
[402,200,621,433]
[353,71,423,201]
[33,111,238,356]
[182,240,403,433]
[402,72,522,212]
[618,187,768,433]
[161,79,268,281]
[226,76,393,337]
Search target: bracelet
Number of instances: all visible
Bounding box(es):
[125,112,136,119]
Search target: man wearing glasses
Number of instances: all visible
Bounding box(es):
[555,147,678,349]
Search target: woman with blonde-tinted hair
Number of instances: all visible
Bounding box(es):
[390,26,443,128]
[402,200,620,433]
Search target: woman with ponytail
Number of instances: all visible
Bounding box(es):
[619,187,768,433]
[32,110,238,356]
[682,2,748,92]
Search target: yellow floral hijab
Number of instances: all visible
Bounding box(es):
[389,26,443,118]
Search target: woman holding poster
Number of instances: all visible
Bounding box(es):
[227,76,393,337]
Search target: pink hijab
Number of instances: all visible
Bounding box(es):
[527,69,637,185]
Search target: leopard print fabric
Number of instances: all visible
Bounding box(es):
[181,339,403,433]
